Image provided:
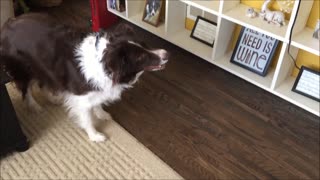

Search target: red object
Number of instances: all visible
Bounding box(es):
[90,0,118,32]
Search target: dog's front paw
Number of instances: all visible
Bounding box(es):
[89,132,107,142]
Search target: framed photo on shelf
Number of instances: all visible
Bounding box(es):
[118,0,125,12]
[142,0,163,27]
[292,66,320,102]
[190,16,217,47]
[109,0,117,10]
[230,27,279,76]
[108,0,125,12]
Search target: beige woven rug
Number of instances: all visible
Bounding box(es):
[0,83,182,180]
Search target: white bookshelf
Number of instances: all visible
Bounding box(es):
[107,0,320,116]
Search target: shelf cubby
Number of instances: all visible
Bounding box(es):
[129,12,166,38]
[213,19,282,90]
[274,77,319,116]
[272,45,320,116]
[291,27,320,56]
[167,29,214,62]
[166,0,215,61]
[106,1,127,18]
[291,0,319,56]
[221,2,290,41]
[107,8,126,18]
[215,52,276,90]
[126,0,166,37]
[179,0,220,16]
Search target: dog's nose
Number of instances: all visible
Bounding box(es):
[162,50,170,60]
[159,49,169,60]
[152,49,169,60]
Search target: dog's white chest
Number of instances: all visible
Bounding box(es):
[64,86,123,110]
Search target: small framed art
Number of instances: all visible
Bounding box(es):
[230,27,279,76]
[190,16,217,47]
[292,66,320,102]
[108,0,125,12]
[142,0,163,27]
[109,0,117,10]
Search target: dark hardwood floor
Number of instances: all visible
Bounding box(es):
[28,0,320,179]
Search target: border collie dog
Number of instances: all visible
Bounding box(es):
[0,13,168,142]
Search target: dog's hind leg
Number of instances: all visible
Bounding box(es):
[93,105,113,121]
[44,89,63,105]
[2,55,42,112]
[25,84,43,112]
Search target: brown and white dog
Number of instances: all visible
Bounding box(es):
[0,13,168,142]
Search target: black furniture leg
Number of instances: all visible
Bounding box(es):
[0,82,29,157]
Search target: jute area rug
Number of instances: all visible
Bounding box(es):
[0,83,182,180]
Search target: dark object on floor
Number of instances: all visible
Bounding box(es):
[0,71,29,158]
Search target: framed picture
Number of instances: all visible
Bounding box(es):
[108,0,125,12]
[292,66,320,102]
[190,16,217,47]
[118,0,126,12]
[142,0,163,27]
[109,0,117,10]
[230,27,279,76]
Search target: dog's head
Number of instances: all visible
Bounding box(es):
[102,24,169,86]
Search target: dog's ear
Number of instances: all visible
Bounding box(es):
[109,54,126,85]
[108,23,135,42]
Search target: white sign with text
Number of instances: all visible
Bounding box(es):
[230,27,279,76]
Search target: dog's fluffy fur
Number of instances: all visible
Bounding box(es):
[0,13,168,142]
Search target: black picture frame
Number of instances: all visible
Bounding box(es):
[230,27,279,76]
[292,66,320,102]
[190,16,217,47]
